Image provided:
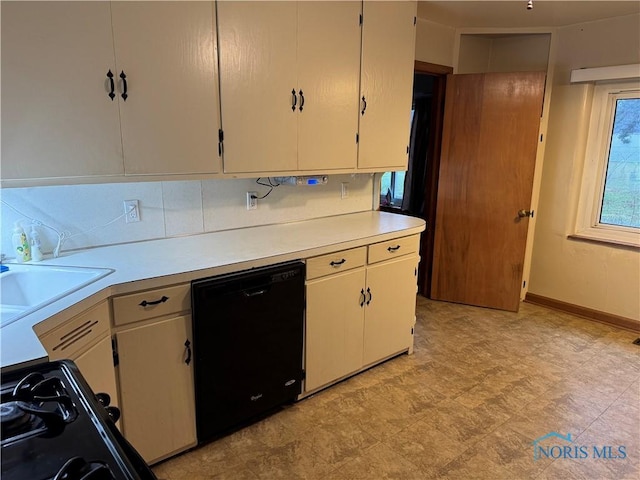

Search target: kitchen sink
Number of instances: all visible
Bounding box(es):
[0,263,113,328]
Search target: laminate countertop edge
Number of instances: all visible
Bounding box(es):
[1,211,425,371]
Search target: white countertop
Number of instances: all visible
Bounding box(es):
[0,211,425,370]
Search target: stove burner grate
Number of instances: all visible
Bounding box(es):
[0,371,78,445]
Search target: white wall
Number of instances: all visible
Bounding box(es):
[457,34,551,74]
[0,174,373,259]
[415,17,455,66]
[528,14,640,320]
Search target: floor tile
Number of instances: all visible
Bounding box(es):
[330,442,423,480]
[153,297,640,480]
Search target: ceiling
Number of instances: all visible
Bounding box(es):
[417,1,640,28]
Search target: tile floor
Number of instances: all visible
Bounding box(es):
[153,296,640,479]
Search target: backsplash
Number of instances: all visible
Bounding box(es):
[0,174,374,260]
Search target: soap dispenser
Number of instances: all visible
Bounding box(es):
[30,225,43,262]
[11,222,31,262]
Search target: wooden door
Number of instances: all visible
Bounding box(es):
[111,2,220,175]
[1,2,123,180]
[297,1,361,171]
[363,255,418,366]
[358,1,416,170]
[218,1,297,173]
[117,315,196,464]
[431,72,545,312]
[305,268,366,392]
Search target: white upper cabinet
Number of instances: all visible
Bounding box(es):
[1,1,220,182]
[112,1,221,176]
[358,1,417,170]
[218,1,361,174]
[2,1,416,183]
[217,1,298,173]
[1,2,123,180]
[296,1,361,171]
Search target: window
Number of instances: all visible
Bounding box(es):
[574,81,640,247]
[380,171,406,207]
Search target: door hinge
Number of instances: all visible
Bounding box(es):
[406,145,410,154]
[301,369,306,380]
[414,16,417,26]
[112,337,119,367]
[359,13,363,26]
[540,133,543,142]
[411,327,414,335]
[356,133,359,144]
[523,280,526,288]
[218,128,224,157]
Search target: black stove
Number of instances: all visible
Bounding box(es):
[1,360,156,480]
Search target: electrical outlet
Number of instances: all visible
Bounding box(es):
[124,200,140,223]
[341,182,349,199]
[247,192,257,210]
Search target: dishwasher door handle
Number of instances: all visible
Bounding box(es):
[243,288,268,297]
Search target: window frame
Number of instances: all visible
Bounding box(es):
[573,81,640,248]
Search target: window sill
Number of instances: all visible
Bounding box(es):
[379,205,403,213]
[568,229,640,249]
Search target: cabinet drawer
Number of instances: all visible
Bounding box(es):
[112,284,191,326]
[41,301,111,361]
[306,247,367,280]
[368,235,420,264]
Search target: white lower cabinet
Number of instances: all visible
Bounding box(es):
[112,283,195,465]
[306,267,366,392]
[38,301,118,406]
[73,336,119,408]
[304,236,420,393]
[363,254,419,365]
[116,314,196,465]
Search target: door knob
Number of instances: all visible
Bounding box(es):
[518,209,534,218]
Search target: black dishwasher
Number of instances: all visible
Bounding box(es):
[191,261,305,443]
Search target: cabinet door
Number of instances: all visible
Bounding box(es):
[297,2,361,171]
[74,336,118,408]
[117,315,196,464]
[358,1,416,170]
[363,255,418,366]
[111,2,220,175]
[1,2,123,180]
[218,1,297,173]
[305,268,366,392]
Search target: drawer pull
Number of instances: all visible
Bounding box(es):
[330,259,346,267]
[387,245,401,252]
[139,295,169,307]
